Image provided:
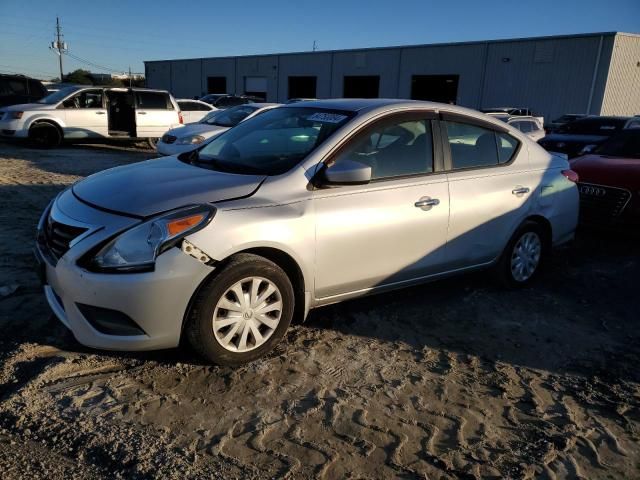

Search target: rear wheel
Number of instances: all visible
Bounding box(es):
[495,222,546,288]
[28,123,61,148]
[186,254,294,366]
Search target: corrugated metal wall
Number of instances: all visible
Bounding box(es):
[601,34,640,116]
[145,33,639,119]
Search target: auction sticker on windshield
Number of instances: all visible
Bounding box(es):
[307,112,348,123]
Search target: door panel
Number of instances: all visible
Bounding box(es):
[442,121,533,267]
[135,91,179,137]
[314,177,450,298]
[62,89,107,138]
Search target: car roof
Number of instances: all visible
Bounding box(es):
[246,102,280,108]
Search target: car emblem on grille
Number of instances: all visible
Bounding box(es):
[556,142,566,148]
[580,185,606,197]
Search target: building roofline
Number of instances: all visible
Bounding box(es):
[144,31,637,64]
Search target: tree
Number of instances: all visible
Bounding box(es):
[62,69,93,84]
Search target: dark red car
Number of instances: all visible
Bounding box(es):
[570,130,640,228]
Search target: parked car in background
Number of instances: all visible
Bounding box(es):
[570,129,640,228]
[498,116,545,142]
[199,94,259,109]
[156,103,280,156]
[625,116,640,130]
[0,73,48,107]
[538,116,630,158]
[545,113,588,133]
[482,107,544,126]
[176,99,214,124]
[286,98,317,104]
[35,99,579,365]
[0,85,182,148]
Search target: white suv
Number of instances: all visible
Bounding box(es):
[0,86,183,148]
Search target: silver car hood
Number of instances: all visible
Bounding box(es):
[166,123,229,138]
[72,157,265,217]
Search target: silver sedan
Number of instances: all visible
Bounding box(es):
[36,99,579,365]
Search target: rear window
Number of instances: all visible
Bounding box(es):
[557,118,626,135]
[136,91,171,109]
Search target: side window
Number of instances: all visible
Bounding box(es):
[8,79,27,95]
[63,89,103,109]
[444,121,500,169]
[496,132,519,164]
[136,92,170,109]
[333,118,434,180]
[518,121,532,133]
[178,101,196,111]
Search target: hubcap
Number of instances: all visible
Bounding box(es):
[510,231,542,282]
[212,277,283,352]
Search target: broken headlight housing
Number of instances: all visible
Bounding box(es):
[86,204,215,272]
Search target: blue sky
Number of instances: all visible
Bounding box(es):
[1,0,639,80]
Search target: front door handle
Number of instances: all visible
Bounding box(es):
[512,186,530,196]
[95,111,106,115]
[415,197,440,210]
[137,111,147,115]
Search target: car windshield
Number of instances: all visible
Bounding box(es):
[36,86,80,104]
[194,107,354,175]
[203,105,259,127]
[594,131,640,158]
[199,109,226,125]
[556,118,626,135]
[200,94,224,103]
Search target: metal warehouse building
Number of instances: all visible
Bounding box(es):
[145,32,640,120]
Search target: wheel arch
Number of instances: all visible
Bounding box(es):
[523,214,552,251]
[181,246,308,341]
[232,247,307,324]
[29,118,64,137]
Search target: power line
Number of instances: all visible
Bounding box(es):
[65,51,125,74]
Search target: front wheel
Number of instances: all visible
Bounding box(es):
[28,123,61,148]
[186,254,294,366]
[495,222,546,288]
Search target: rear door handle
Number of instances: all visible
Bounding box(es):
[512,186,530,195]
[415,197,440,210]
[137,111,147,115]
[95,111,105,115]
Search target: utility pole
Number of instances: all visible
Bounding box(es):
[128,66,132,87]
[49,17,67,81]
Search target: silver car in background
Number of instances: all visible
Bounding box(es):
[35,99,579,365]
[156,103,280,156]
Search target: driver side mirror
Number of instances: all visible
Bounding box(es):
[321,160,372,186]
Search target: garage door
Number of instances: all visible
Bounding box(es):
[245,76,267,93]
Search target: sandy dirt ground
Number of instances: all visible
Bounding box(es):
[0,140,639,479]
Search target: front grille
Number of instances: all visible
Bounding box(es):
[43,215,88,261]
[578,182,632,223]
[162,134,177,144]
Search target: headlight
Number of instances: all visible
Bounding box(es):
[87,204,215,272]
[176,135,205,145]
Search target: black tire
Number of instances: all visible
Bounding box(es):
[28,123,61,148]
[495,221,547,288]
[185,253,295,366]
[146,137,159,150]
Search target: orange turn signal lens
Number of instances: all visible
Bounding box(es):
[166,214,205,237]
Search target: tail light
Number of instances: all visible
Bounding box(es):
[178,112,184,124]
[561,169,579,183]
